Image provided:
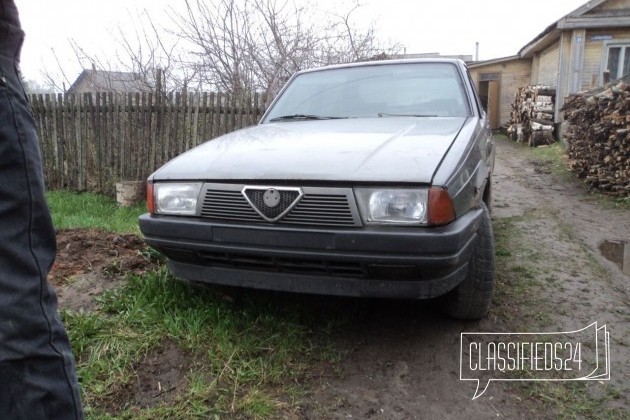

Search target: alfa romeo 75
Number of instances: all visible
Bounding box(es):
[139,59,496,319]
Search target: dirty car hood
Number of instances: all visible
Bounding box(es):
[152,117,469,183]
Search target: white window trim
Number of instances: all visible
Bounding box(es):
[600,39,630,85]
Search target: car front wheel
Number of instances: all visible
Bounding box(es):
[439,202,495,320]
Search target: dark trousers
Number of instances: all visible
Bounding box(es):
[0,1,84,418]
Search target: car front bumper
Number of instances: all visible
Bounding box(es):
[138,208,483,299]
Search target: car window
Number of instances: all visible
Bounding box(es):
[263,63,472,121]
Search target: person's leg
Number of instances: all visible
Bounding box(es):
[0,2,83,418]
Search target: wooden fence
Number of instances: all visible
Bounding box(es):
[30,91,267,196]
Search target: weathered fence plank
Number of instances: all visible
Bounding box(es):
[29,91,265,196]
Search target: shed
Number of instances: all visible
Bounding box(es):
[468,56,532,129]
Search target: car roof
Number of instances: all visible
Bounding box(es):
[295,58,466,76]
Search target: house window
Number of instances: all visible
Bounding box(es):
[605,43,630,81]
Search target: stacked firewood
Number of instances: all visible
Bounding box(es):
[561,78,630,197]
[508,86,556,146]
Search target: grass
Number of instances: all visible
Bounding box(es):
[64,268,331,418]
[48,190,337,418]
[47,190,146,233]
[512,381,627,419]
[491,213,546,325]
[529,142,573,180]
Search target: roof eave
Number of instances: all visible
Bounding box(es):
[519,27,562,58]
[467,55,522,68]
[518,0,611,58]
[558,16,630,29]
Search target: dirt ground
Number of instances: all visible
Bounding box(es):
[297,139,629,419]
[50,229,159,312]
[50,139,629,418]
[48,229,185,410]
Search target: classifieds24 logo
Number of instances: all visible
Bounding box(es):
[460,322,610,399]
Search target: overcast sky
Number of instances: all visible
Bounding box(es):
[15,0,587,86]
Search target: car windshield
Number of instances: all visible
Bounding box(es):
[263,62,472,122]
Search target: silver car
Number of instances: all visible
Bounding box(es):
[139,59,496,319]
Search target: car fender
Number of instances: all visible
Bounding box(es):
[432,117,493,217]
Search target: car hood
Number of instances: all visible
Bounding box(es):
[152,117,469,183]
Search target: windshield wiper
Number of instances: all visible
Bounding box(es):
[269,114,347,122]
[377,112,438,117]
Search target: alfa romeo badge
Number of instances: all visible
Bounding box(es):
[263,188,281,208]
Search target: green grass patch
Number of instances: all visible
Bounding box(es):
[581,191,630,212]
[511,381,627,419]
[529,142,572,178]
[47,191,146,233]
[64,268,335,418]
[495,135,629,211]
[495,134,569,176]
[491,212,552,326]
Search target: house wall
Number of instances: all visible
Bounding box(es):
[469,59,532,126]
[535,44,561,87]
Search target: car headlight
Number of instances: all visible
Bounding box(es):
[153,183,202,215]
[355,188,428,225]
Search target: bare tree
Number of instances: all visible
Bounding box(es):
[42,8,193,94]
[172,0,253,96]
[172,0,398,101]
[41,0,398,96]
[334,3,381,61]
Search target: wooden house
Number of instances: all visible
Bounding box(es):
[468,0,630,130]
[67,69,148,94]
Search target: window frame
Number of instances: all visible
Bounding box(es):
[600,39,630,84]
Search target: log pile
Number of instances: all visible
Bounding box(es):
[508,85,556,146]
[561,77,630,197]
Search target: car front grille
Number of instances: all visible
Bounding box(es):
[201,189,261,221]
[161,248,448,281]
[243,188,301,220]
[282,194,356,226]
[200,183,362,227]
[197,251,368,277]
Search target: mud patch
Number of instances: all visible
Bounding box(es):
[49,229,159,311]
[530,159,552,174]
[129,339,190,408]
[94,340,191,415]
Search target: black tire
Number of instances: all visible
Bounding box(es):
[440,202,495,320]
